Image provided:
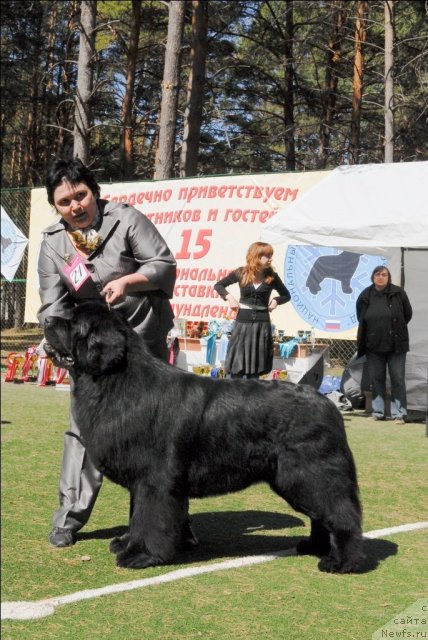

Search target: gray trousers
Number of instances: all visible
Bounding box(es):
[52,335,169,532]
[52,392,103,531]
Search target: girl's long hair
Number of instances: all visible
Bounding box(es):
[239,242,275,286]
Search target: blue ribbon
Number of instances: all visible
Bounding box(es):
[278,338,299,358]
[205,332,217,365]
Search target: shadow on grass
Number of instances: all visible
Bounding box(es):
[359,537,398,572]
[76,510,398,573]
[186,510,305,558]
[77,524,129,542]
[77,509,303,555]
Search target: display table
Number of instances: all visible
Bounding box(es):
[272,345,329,389]
[175,337,223,372]
[175,337,328,390]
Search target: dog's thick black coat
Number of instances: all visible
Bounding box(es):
[44,303,364,573]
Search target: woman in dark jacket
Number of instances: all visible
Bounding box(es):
[214,242,290,378]
[356,265,412,423]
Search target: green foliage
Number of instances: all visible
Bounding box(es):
[1,0,427,185]
[1,379,428,639]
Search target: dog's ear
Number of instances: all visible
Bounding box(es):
[83,326,127,374]
[76,316,93,340]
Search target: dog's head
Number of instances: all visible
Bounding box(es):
[44,302,129,375]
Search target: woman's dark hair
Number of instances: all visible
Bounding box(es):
[45,158,101,205]
[370,265,391,285]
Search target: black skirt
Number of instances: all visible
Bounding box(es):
[224,314,273,377]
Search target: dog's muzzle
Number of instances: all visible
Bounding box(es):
[43,342,75,368]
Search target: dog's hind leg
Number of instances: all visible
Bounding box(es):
[296,514,364,574]
[115,482,188,569]
[317,522,365,574]
[271,464,364,573]
[315,488,365,573]
[295,519,331,556]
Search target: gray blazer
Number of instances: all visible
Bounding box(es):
[37,200,176,341]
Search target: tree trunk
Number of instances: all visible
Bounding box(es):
[319,0,344,169]
[120,0,141,179]
[348,0,368,164]
[57,0,79,152]
[179,0,208,177]
[384,0,394,163]
[9,135,17,185]
[44,4,58,128]
[22,9,43,186]
[283,0,295,171]
[73,0,97,164]
[154,0,186,179]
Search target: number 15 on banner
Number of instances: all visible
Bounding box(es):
[176,229,212,260]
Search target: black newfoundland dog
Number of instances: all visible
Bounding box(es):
[43,302,364,573]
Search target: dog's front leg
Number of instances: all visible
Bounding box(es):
[115,482,187,569]
[109,489,136,554]
[109,532,131,554]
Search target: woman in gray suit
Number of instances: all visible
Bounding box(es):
[38,158,196,548]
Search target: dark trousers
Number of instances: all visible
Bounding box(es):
[366,351,407,419]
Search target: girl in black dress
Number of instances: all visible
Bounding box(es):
[214,242,290,378]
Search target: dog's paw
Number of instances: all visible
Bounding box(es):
[318,555,361,574]
[318,556,341,573]
[116,549,163,569]
[109,533,130,554]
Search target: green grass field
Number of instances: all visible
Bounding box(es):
[1,379,427,640]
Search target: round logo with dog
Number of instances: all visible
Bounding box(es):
[284,246,386,333]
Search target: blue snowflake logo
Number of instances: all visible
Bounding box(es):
[284,246,386,332]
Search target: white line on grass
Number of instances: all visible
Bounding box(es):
[2,521,427,621]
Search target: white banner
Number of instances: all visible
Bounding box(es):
[25,171,387,340]
[1,205,29,282]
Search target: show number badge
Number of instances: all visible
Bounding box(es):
[285,246,386,333]
[63,254,92,291]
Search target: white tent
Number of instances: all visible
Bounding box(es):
[261,162,428,413]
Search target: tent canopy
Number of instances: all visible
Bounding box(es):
[261,162,428,254]
[261,161,428,414]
